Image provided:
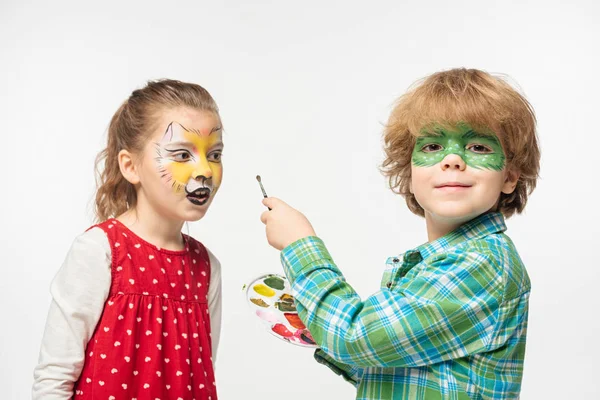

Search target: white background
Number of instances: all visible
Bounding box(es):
[1,0,599,399]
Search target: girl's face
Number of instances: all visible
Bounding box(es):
[136,107,223,222]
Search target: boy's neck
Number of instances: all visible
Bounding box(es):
[424,212,473,242]
[117,200,186,251]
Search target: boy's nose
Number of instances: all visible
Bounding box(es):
[440,153,466,171]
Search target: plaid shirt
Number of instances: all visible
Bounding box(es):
[281,212,530,400]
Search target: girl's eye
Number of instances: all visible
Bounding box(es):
[467,144,493,154]
[421,143,443,152]
[172,151,192,162]
[208,151,222,162]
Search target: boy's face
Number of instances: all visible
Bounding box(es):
[410,123,517,225]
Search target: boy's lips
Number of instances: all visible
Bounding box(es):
[186,187,211,206]
[435,182,472,192]
[435,182,472,188]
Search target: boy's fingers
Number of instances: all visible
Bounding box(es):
[262,197,284,209]
[260,210,269,225]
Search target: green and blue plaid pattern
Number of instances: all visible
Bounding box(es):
[281,212,530,400]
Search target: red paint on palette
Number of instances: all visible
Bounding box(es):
[284,313,306,330]
[271,323,294,338]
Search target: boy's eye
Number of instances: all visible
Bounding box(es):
[208,151,222,162]
[421,143,443,152]
[467,144,493,154]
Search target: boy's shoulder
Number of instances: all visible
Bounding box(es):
[455,233,531,300]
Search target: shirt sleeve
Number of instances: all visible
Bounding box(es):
[32,228,112,400]
[281,236,504,368]
[313,349,362,387]
[206,247,222,367]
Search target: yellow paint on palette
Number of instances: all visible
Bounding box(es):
[253,284,275,297]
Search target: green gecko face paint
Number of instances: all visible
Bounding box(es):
[412,124,506,171]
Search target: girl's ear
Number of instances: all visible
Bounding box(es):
[501,169,520,195]
[118,149,140,185]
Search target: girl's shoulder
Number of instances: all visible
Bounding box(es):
[74,225,111,253]
[183,234,208,256]
[183,235,221,272]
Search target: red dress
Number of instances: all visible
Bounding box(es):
[73,219,217,400]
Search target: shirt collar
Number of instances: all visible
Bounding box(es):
[414,212,506,260]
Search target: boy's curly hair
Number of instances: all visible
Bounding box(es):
[381,68,540,218]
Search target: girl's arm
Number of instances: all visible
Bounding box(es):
[32,228,111,399]
[206,247,222,368]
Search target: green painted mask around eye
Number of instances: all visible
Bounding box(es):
[411,123,506,171]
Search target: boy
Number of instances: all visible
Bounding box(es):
[260,68,540,399]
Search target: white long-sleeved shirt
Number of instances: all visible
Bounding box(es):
[32,227,222,399]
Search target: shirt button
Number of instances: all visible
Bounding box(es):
[392,258,400,263]
[386,282,392,288]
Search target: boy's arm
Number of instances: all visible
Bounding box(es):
[281,236,508,368]
[313,349,362,386]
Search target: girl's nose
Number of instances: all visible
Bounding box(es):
[192,158,213,180]
[440,153,466,171]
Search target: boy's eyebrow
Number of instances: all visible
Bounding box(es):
[462,130,498,141]
[418,130,446,139]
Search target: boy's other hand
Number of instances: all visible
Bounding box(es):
[260,197,316,251]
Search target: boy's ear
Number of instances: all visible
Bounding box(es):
[501,169,520,195]
[118,149,140,185]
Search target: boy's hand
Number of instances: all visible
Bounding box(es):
[260,197,316,251]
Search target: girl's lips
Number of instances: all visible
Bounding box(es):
[186,188,211,206]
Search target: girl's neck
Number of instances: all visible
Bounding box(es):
[117,202,186,251]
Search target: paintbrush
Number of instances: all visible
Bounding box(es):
[256,175,272,210]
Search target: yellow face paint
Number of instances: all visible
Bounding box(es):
[155,122,223,206]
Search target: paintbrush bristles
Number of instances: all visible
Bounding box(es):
[256,174,272,210]
[256,175,268,198]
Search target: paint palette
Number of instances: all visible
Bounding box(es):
[244,273,317,348]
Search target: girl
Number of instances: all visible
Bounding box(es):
[33,79,223,400]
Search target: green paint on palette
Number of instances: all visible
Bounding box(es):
[264,276,285,290]
[274,293,296,312]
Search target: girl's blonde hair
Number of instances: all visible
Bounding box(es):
[94,79,219,222]
[381,68,540,218]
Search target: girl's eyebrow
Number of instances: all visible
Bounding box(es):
[187,126,223,136]
[162,141,195,148]
[163,141,224,150]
